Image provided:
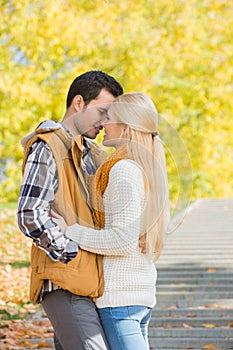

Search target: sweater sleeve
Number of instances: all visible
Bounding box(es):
[66,160,145,256]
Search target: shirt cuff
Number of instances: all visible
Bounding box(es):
[57,239,78,263]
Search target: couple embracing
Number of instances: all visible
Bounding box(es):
[17,70,170,350]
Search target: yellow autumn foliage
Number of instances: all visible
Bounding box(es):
[0,0,232,211]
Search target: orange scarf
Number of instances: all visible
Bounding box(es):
[90,145,128,229]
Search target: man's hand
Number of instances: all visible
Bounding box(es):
[51,210,68,235]
[138,233,147,254]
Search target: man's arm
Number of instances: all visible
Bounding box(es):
[17,141,77,263]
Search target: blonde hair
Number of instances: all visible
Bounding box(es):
[109,92,170,260]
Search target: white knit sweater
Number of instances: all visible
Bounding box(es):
[66,159,157,308]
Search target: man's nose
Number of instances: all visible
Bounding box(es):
[94,120,102,128]
[101,116,109,126]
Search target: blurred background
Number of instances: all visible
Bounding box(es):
[1,0,232,208]
[0,1,233,341]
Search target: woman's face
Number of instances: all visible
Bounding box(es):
[101,110,126,148]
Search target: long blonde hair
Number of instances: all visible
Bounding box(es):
[109,92,170,260]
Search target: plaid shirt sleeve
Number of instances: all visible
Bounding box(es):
[17,141,78,263]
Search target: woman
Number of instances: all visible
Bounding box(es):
[52,92,170,350]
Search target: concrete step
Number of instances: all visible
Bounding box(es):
[150,348,231,350]
[157,291,233,299]
[159,263,233,268]
[156,266,233,272]
[153,308,233,317]
[156,298,233,308]
[150,316,233,327]
[157,257,233,263]
[157,261,233,266]
[149,337,233,349]
[160,237,233,241]
[164,231,233,236]
[160,247,233,252]
[149,199,233,349]
[149,327,233,338]
[157,271,233,277]
[157,277,233,284]
[157,284,233,292]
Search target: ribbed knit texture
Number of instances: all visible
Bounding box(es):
[90,145,128,229]
[66,159,157,308]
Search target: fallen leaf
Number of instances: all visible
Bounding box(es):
[202,324,215,328]
[186,313,197,317]
[35,341,52,348]
[208,304,220,308]
[202,345,216,349]
[183,323,192,328]
[207,268,216,273]
[4,264,12,273]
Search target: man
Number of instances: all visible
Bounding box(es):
[17,71,123,350]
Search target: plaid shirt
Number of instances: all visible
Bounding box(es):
[17,125,96,300]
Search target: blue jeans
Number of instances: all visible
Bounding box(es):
[98,305,152,350]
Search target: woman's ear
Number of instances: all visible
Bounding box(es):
[124,125,130,135]
[73,95,85,112]
[121,125,130,139]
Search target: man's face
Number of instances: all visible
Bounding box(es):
[75,88,116,139]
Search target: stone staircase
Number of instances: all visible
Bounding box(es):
[2,198,232,349]
[149,199,233,350]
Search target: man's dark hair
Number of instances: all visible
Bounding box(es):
[66,70,123,109]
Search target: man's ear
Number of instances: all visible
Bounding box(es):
[73,95,85,112]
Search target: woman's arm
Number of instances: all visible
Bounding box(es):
[66,160,145,256]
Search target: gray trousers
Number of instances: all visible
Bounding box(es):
[42,289,110,350]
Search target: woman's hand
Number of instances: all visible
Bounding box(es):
[138,233,147,254]
[51,210,68,235]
